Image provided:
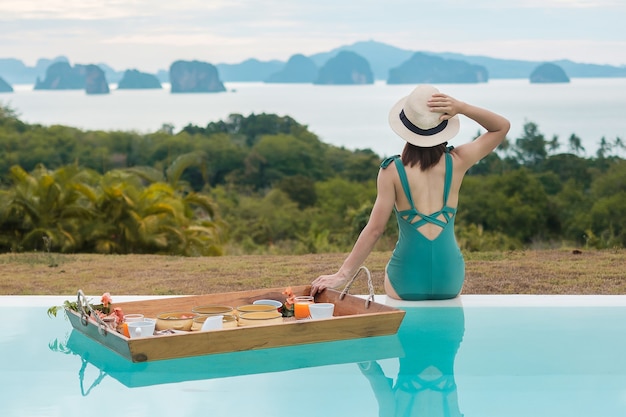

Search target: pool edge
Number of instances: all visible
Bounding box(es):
[2,294,626,307]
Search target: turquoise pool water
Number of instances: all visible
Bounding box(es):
[1,296,625,417]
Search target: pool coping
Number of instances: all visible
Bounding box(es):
[2,294,626,307]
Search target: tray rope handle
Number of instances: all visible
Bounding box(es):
[339,265,375,309]
[76,289,111,336]
[78,356,107,397]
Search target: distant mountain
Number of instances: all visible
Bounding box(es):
[309,40,413,80]
[35,61,86,90]
[388,52,488,84]
[554,59,626,78]
[314,51,374,85]
[217,40,626,81]
[33,61,111,94]
[1,40,625,85]
[320,41,626,80]
[265,54,317,83]
[0,56,69,84]
[216,58,283,82]
[434,52,626,79]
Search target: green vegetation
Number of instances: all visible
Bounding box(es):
[0,104,625,256]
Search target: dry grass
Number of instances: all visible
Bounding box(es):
[0,248,624,296]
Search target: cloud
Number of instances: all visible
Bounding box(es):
[0,0,232,20]
[1,0,624,68]
[442,0,622,8]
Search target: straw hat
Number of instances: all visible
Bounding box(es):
[388,85,460,147]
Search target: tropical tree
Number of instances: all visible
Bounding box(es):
[586,160,626,247]
[0,164,95,252]
[459,169,551,242]
[568,134,585,156]
[514,121,548,167]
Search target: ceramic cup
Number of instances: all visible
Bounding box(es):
[309,303,335,319]
[128,319,156,338]
[121,314,145,337]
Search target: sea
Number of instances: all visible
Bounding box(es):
[2,78,625,159]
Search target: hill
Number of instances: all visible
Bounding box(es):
[309,40,626,80]
[2,40,625,85]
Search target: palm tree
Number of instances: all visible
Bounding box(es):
[92,151,222,256]
[0,164,95,252]
[568,134,585,156]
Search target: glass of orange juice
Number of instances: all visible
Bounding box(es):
[294,296,314,320]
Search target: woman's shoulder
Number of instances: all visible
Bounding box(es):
[380,155,401,169]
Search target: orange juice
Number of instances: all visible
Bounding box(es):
[294,296,314,319]
[121,322,130,337]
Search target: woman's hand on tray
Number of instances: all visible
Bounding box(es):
[310,272,349,295]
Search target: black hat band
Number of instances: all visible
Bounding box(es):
[399,109,448,136]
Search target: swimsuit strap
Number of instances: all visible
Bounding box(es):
[379,155,399,169]
[393,157,416,209]
[443,151,453,205]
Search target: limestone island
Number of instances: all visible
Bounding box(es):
[388,52,488,84]
[84,65,110,95]
[0,76,13,93]
[265,54,318,83]
[117,69,162,89]
[314,51,374,85]
[529,63,570,83]
[169,60,226,93]
[34,61,110,94]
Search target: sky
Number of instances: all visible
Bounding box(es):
[1,0,625,72]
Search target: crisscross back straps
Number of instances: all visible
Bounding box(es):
[393,151,456,228]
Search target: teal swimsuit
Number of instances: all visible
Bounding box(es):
[381,150,465,300]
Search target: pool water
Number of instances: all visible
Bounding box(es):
[1,296,625,417]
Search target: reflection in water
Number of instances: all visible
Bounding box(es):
[359,306,465,417]
[49,326,405,392]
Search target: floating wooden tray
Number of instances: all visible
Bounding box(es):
[65,285,406,363]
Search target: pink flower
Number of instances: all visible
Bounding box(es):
[282,287,295,307]
[101,292,112,307]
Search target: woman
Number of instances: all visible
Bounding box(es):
[310,85,510,300]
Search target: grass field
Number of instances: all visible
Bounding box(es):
[1,248,624,296]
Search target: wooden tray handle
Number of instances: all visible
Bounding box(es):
[339,266,375,308]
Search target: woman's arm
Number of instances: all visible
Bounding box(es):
[310,167,396,295]
[428,93,510,171]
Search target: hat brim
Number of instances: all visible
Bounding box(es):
[388,95,460,147]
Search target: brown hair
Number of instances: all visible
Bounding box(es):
[401,142,448,171]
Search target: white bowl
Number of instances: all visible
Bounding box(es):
[309,303,335,319]
[253,299,283,308]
